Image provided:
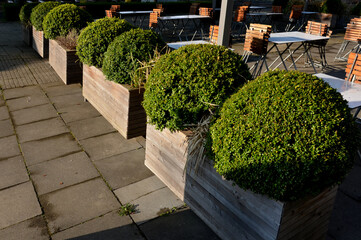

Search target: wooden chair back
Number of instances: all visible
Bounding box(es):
[289,5,303,20]
[105,10,119,18]
[156,4,163,9]
[305,21,329,36]
[242,1,251,6]
[244,23,272,55]
[234,6,249,22]
[110,5,120,11]
[345,52,361,83]
[272,6,282,13]
[209,25,219,44]
[189,3,200,14]
[153,8,163,15]
[344,18,361,42]
[149,12,159,28]
[199,7,213,17]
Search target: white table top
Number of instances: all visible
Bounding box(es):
[167,40,210,50]
[159,15,211,20]
[247,12,283,16]
[302,11,318,14]
[250,6,267,10]
[315,73,361,109]
[118,11,153,15]
[269,31,329,44]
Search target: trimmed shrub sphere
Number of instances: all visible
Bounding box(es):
[210,70,359,202]
[103,28,166,85]
[30,1,60,31]
[76,17,133,68]
[19,2,39,26]
[43,4,93,39]
[143,44,252,131]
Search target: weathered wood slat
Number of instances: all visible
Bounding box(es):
[82,65,146,139]
[32,27,48,58]
[49,40,82,85]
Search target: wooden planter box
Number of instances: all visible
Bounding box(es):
[83,65,146,139]
[49,39,82,85]
[32,26,49,58]
[145,124,338,240]
[22,25,32,46]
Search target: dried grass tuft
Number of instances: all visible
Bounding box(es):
[55,29,79,50]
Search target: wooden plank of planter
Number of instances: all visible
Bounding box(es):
[32,26,48,58]
[145,124,338,240]
[49,39,82,85]
[22,25,32,46]
[83,64,146,139]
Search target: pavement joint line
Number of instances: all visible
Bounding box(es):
[12,115,60,127]
[0,213,43,232]
[25,149,85,167]
[0,177,29,192]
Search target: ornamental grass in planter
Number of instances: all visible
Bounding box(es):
[19,2,38,46]
[43,4,93,84]
[144,68,360,239]
[30,1,60,58]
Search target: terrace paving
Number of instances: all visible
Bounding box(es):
[0,21,359,240]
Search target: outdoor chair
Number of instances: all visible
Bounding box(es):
[105,10,119,18]
[110,5,120,11]
[285,5,303,31]
[149,10,160,29]
[209,25,219,44]
[189,3,200,15]
[345,52,361,84]
[199,7,213,17]
[231,6,249,39]
[242,23,272,78]
[335,18,361,61]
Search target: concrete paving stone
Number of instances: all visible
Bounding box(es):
[58,102,101,123]
[11,104,58,126]
[114,176,166,204]
[94,148,153,190]
[130,187,184,225]
[68,116,116,140]
[339,164,361,201]
[0,95,4,107]
[44,84,82,98]
[21,133,81,166]
[0,181,42,229]
[39,81,63,89]
[16,117,69,143]
[0,106,10,120]
[52,211,144,240]
[0,119,14,138]
[140,208,219,240]
[3,86,43,100]
[0,216,49,240]
[135,136,146,148]
[0,155,28,190]
[29,152,99,195]
[0,135,20,160]
[327,192,361,240]
[39,178,121,234]
[50,92,84,109]
[80,132,141,161]
[6,94,49,112]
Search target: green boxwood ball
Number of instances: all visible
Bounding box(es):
[210,70,359,202]
[43,4,93,39]
[30,1,60,31]
[102,28,166,85]
[19,2,38,26]
[143,44,252,132]
[76,17,134,68]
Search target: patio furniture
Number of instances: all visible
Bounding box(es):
[249,6,268,12]
[110,5,120,11]
[231,6,249,38]
[105,10,119,18]
[189,3,200,15]
[246,12,283,25]
[118,10,153,27]
[285,5,303,31]
[335,18,361,62]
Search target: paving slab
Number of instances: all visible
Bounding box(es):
[140,208,219,240]
[135,136,146,148]
[0,135,20,160]
[0,106,10,120]
[40,178,121,234]
[80,132,141,161]
[39,81,64,89]
[16,117,69,143]
[68,116,116,140]
[44,84,82,98]
[0,95,4,107]
[95,149,153,190]
[58,102,101,123]
[6,94,49,112]
[114,176,166,204]
[11,104,58,126]
[130,187,184,225]
[21,133,81,166]
[0,155,29,190]
[0,119,14,138]
[328,192,361,240]
[50,92,84,109]
[52,211,144,240]
[3,86,44,100]
[0,181,42,229]
[29,152,99,195]
[0,216,49,240]
[339,164,361,201]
